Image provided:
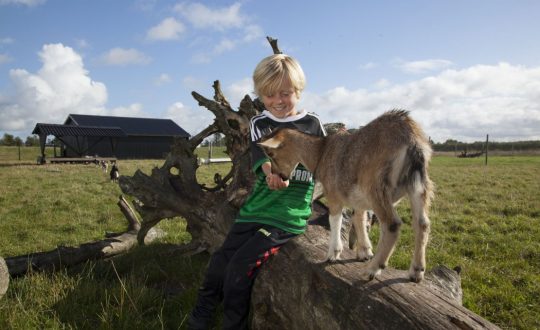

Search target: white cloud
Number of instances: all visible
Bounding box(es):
[374,79,391,89]
[134,0,156,11]
[174,2,244,31]
[213,38,236,55]
[172,2,264,61]
[154,73,172,86]
[99,47,151,66]
[75,38,90,49]
[395,58,453,74]
[242,24,263,42]
[0,43,108,134]
[146,17,185,41]
[0,37,14,44]
[359,62,377,70]
[0,53,12,64]
[300,62,540,142]
[182,76,206,91]
[109,103,148,117]
[225,78,253,108]
[190,52,211,64]
[0,0,45,6]
[164,101,213,136]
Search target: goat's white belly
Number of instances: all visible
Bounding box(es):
[345,187,371,210]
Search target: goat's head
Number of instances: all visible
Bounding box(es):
[258,128,300,180]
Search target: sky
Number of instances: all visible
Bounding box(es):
[1,0,539,143]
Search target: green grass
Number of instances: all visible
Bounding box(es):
[0,146,54,164]
[0,154,539,329]
[381,156,540,329]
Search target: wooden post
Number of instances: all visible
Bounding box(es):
[485,134,489,165]
[38,133,47,164]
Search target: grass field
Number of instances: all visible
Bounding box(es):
[0,146,539,329]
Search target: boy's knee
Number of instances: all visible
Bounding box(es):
[223,265,253,294]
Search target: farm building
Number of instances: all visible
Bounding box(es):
[32,114,190,160]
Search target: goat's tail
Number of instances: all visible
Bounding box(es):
[405,142,434,209]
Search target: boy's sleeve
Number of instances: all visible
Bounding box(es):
[249,118,270,172]
[316,116,327,137]
[250,140,268,173]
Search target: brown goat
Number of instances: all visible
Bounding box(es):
[258,110,434,282]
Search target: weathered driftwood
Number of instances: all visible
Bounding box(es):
[4,196,164,277]
[118,81,263,253]
[117,37,499,328]
[252,210,499,329]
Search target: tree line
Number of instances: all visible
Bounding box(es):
[0,134,39,147]
[431,139,540,152]
[1,132,539,152]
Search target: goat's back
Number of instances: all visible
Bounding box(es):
[317,110,431,200]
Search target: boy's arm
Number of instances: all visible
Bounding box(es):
[261,161,289,190]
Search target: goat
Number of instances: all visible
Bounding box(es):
[110,162,119,183]
[258,110,434,282]
[100,160,108,173]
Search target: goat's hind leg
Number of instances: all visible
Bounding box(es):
[365,203,402,280]
[408,185,431,282]
[351,210,373,261]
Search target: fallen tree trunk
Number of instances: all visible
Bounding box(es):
[252,223,499,330]
[4,196,164,277]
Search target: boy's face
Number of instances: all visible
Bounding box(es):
[261,79,299,119]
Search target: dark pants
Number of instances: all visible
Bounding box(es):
[188,222,297,330]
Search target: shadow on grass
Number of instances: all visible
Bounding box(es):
[51,243,214,329]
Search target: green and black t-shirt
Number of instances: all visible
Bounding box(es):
[236,109,326,234]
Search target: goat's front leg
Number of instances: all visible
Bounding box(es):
[326,211,344,261]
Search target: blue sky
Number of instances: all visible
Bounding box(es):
[1,0,539,142]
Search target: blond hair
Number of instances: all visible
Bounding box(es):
[253,54,306,97]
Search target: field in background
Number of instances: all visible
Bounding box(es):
[0,153,539,329]
[0,145,228,164]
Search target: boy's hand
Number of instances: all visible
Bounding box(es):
[265,173,289,190]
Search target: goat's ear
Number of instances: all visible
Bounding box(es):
[258,136,282,149]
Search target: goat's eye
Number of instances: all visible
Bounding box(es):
[267,151,274,157]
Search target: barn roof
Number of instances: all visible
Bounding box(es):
[32,123,127,137]
[65,114,190,137]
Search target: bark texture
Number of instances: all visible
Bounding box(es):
[118,81,263,253]
[252,224,499,330]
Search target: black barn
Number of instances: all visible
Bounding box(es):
[33,114,190,160]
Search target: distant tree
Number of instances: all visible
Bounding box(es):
[14,137,23,146]
[212,133,224,146]
[0,133,15,146]
[25,135,40,146]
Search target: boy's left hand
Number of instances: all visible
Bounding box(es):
[266,173,289,190]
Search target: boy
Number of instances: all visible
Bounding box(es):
[188,54,326,330]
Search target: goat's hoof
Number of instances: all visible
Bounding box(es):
[365,268,381,281]
[408,267,425,283]
[326,251,342,262]
[356,248,374,262]
[326,244,343,262]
